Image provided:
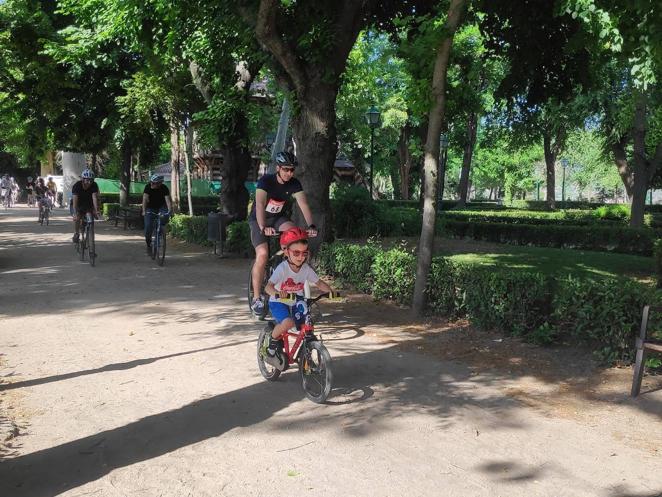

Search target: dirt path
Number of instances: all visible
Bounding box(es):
[1,206,661,497]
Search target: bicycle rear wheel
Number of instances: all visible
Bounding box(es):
[156,228,166,266]
[299,340,333,404]
[80,227,86,261]
[257,323,281,381]
[87,225,96,266]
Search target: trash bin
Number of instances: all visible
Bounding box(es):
[207,212,221,242]
[207,212,227,255]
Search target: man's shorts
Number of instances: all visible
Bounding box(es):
[249,216,291,247]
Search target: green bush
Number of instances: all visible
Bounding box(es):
[376,206,422,236]
[371,246,416,305]
[318,241,658,365]
[331,185,381,237]
[550,277,652,363]
[593,204,630,221]
[169,214,211,246]
[462,270,551,336]
[318,241,380,293]
[226,221,251,255]
[102,203,120,219]
[438,219,655,256]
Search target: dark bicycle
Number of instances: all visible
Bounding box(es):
[149,212,169,266]
[75,212,97,267]
[38,197,50,225]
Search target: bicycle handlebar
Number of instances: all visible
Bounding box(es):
[273,292,343,305]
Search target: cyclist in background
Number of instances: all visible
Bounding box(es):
[34,177,49,216]
[248,151,318,316]
[46,176,57,208]
[9,177,18,204]
[71,169,99,243]
[142,174,173,253]
[0,174,9,205]
[25,176,35,206]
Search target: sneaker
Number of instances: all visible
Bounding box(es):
[264,338,285,369]
[251,298,264,315]
[72,233,79,243]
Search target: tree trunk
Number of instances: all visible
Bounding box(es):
[291,92,337,244]
[612,135,633,199]
[184,122,195,216]
[170,122,181,213]
[543,132,557,210]
[457,111,477,207]
[629,91,661,227]
[119,139,132,207]
[397,124,413,200]
[412,0,466,317]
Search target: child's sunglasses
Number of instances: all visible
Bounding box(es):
[289,249,309,257]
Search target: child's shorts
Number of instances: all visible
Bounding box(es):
[269,300,308,328]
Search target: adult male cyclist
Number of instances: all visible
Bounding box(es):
[71,169,100,243]
[142,174,173,253]
[46,176,57,208]
[25,176,35,206]
[248,151,317,316]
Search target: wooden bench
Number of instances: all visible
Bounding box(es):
[631,304,662,397]
[110,207,143,230]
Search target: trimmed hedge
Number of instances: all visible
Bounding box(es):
[319,241,657,364]
[169,214,211,246]
[438,220,655,256]
[226,221,251,255]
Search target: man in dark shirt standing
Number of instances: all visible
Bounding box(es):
[71,169,100,243]
[142,174,173,252]
[248,151,317,316]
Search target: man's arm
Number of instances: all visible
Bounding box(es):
[92,192,99,215]
[293,192,315,227]
[255,189,268,231]
[142,193,149,215]
[72,194,79,219]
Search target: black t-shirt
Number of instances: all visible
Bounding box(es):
[143,183,170,210]
[249,174,303,221]
[72,180,99,210]
[34,184,48,196]
[25,181,34,192]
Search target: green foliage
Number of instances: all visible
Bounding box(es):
[371,246,416,305]
[593,204,630,221]
[102,203,120,219]
[318,241,380,293]
[439,219,656,256]
[169,214,211,246]
[550,277,653,363]
[330,185,381,237]
[225,221,251,255]
[319,241,658,365]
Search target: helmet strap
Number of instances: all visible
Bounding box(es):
[287,258,304,270]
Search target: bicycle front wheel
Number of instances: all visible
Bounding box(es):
[45,209,49,226]
[257,323,281,382]
[80,229,86,261]
[300,341,333,404]
[88,226,96,266]
[156,229,166,266]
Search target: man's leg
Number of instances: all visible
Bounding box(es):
[251,243,268,300]
[144,210,154,247]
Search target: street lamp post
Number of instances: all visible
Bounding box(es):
[365,106,381,198]
[438,133,449,208]
[561,158,569,206]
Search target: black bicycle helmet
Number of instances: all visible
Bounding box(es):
[275,151,298,168]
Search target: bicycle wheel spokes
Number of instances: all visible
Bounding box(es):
[300,341,333,404]
[257,323,281,382]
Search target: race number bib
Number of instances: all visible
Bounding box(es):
[265,199,285,214]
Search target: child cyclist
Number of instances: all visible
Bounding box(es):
[263,227,335,369]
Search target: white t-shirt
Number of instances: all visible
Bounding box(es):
[268,261,319,303]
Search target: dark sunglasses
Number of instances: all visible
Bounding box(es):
[289,249,309,257]
[279,166,295,173]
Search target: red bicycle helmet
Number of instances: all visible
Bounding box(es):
[280,227,308,248]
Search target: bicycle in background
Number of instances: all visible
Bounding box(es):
[37,196,50,225]
[75,212,97,266]
[148,212,169,266]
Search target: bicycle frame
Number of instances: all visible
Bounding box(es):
[278,295,325,366]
